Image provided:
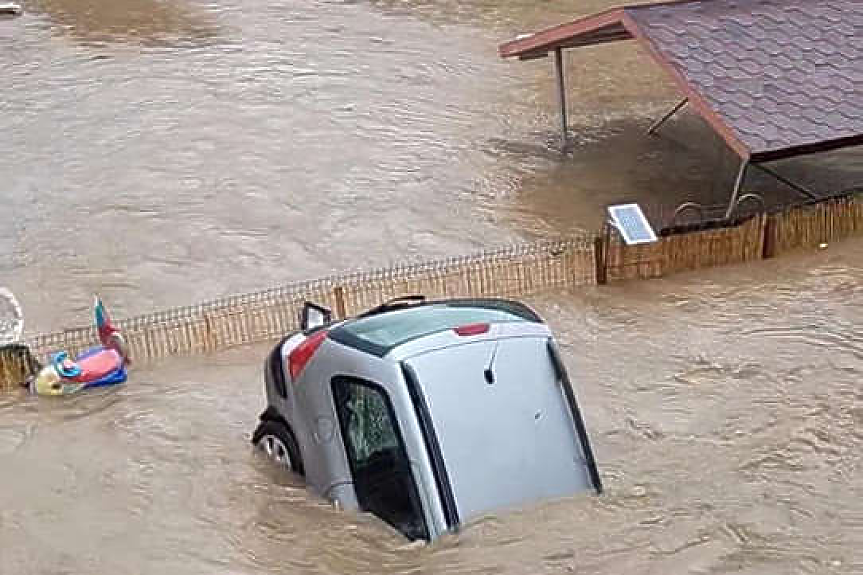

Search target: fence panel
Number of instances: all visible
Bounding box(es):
[768,196,863,256]
[14,194,863,376]
[605,214,765,281]
[24,236,597,362]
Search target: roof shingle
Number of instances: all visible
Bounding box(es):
[626,0,863,160]
[501,0,863,161]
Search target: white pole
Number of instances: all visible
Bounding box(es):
[725,159,750,218]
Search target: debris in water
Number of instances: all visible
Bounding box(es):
[0,344,41,391]
[0,289,40,391]
[0,3,22,16]
[819,242,828,249]
[0,287,23,345]
[30,295,131,396]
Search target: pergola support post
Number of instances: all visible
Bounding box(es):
[553,47,568,151]
[725,159,751,218]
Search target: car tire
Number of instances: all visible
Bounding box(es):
[253,419,304,476]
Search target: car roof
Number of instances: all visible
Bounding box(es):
[327,298,542,357]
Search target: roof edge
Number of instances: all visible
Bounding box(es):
[618,11,751,160]
[499,8,627,58]
[752,134,863,163]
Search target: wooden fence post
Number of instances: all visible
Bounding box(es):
[333,286,347,319]
[762,213,777,259]
[594,228,608,285]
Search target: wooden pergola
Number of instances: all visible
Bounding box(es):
[500,0,863,217]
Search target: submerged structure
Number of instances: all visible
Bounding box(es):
[500,0,863,218]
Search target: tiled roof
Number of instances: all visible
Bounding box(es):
[500,0,863,162]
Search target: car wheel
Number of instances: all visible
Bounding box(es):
[253,419,304,476]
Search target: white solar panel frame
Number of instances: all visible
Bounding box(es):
[607,203,658,245]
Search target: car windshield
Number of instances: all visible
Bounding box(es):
[329,301,537,356]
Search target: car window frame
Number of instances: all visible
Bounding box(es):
[400,362,460,531]
[331,375,430,540]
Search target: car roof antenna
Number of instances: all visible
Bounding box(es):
[484,339,501,385]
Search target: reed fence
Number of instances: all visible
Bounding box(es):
[24,237,596,362]
[603,213,766,282]
[12,193,863,373]
[764,196,863,257]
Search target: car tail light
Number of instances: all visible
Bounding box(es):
[453,323,490,336]
[288,330,327,380]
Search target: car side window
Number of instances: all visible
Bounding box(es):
[332,376,428,541]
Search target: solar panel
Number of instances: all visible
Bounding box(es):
[607,203,657,245]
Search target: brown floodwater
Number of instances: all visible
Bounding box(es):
[1,0,862,573]
[2,244,862,574]
[4,0,860,332]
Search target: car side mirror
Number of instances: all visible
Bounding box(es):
[301,302,332,332]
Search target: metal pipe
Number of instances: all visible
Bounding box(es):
[553,47,568,151]
[647,98,688,135]
[671,201,705,226]
[725,159,750,218]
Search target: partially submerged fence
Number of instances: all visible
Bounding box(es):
[764,195,863,256]
[25,237,597,361]
[18,193,863,367]
[601,213,767,283]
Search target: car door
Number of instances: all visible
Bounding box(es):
[331,375,429,540]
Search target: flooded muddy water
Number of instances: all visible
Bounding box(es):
[2,0,863,573]
[2,244,862,574]
[4,0,860,331]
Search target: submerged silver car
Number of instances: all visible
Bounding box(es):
[252,297,601,541]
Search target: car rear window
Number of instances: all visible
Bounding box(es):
[329,300,539,356]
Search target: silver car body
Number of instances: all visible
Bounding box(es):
[259,299,601,540]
